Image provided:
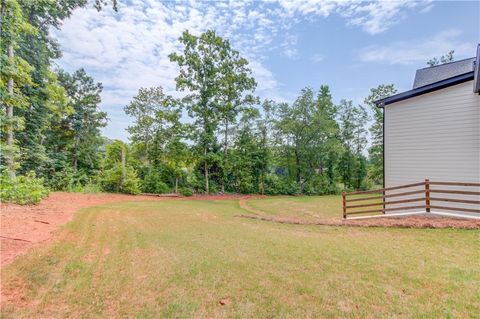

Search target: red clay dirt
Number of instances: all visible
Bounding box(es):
[237,199,480,229]
[2,192,478,268]
[0,192,264,267]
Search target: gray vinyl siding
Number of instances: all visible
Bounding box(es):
[384,80,480,215]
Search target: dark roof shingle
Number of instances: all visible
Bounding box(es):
[413,58,475,89]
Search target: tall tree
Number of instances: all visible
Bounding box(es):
[255,100,275,194]
[229,107,262,193]
[316,85,341,188]
[124,86,178,165]
[124,86,187,193]
[216,44,257,192]
[170,30,231,193]
[337,99,368,189]
[15,1,87,177]
[0,0,35,178]
[275,87,337,192]
[57,68,107,174]
[364,84,397,185]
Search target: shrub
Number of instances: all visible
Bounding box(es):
[47,168,102,193]
[0,171,49,204]
[303,175,339,195]
[69,182,103,194]
[47,167,74,191]
[263,174,300,195]
[141,170,171,194]
[179,188,193,197]
[100,165,141,195]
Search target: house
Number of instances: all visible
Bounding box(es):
[374,44,480,217]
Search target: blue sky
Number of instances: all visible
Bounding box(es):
[53,0,479,141]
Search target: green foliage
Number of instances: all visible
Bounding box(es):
[55,69,106,174]
[303,175,339,195]
[364,84,397,185]
[123,87,180,164]
[0,171,49,204]
[263,174,300,195]
[179,187,193,197]
[141,170,171,194]
[169,29,257,193]
[100,140,140,194]
[100,165,141,195]
[2,13,382,199]
[47,167,101,193]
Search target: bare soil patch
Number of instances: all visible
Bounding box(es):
[237,199,480,229]
[0,192,263,267]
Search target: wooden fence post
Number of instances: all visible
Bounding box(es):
[342,192,346,219]
[425,179,430,213]
[382,189,386,214]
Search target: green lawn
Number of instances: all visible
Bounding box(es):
[246,195,342,220]
[2,198,479,318]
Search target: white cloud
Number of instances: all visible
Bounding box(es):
[358,29,475,65]
[54,1,285,140]
[277,0,433,35]
[281,34,298,59]
[53,0,433,140]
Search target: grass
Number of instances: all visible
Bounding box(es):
[247,195,342,220]
[246,194,383,220]
[1,198,479,318]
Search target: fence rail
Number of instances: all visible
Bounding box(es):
[342,179,480,219]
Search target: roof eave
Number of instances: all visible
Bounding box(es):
[374,72,475,107]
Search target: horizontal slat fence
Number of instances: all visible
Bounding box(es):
[342,179,480,219]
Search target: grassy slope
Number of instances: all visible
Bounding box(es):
[1,199,479,318]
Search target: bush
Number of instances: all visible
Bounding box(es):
[263,174,300,195]
[47,168,102,193]
[0,171,49,204]
[303,175,339,195]
[100,165,141,195]
[48,168,75,191]
[69,182,103,194]
[141,170,171,194]
[179,187,193,197]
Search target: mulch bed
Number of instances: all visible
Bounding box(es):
[237,198,480,230]
[235,213,480,229]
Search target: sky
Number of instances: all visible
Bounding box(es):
[52,0,480,141]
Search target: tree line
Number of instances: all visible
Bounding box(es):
[9,1,458,201]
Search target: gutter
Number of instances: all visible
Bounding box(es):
[375,72,475,107]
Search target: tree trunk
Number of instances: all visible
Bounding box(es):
[175,176,178,194]
[221,120,228,193]
[5,44,15,179]
[121,145,126,183]
[0,0,6,38]
[73,137,78,172]
[294,148,301,184]
[204,146,209,194]
[259,172,264,195]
